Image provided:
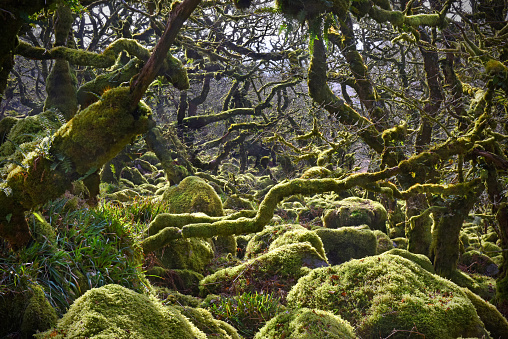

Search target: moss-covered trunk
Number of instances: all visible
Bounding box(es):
[0,87,152,248]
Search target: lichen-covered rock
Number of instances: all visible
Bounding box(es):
[163,176,224,216]
[314,227,377,265]
[158,237,214,273]
[199,243,328,297]
[322,197,387,232]
[244,224,306,259]
[268,229,327,260]
[373,230,393,254]
[254,308,355,339]
[35,284,207,339]
[287,254,489,339]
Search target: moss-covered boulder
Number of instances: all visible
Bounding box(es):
[158,237,214,273]
[1,285,58,339]
[314,227,377,265]
[199,243,328,297]
[175,306,242,339]
[0,116,18,146]
[163,176,224,216]
[224,194,254,210]
[212,234,237,256]
[36,284,207,339]
[254,308,355,339]
[287,254,489,339]
[244,224,306,259]
[120,166,148,185]
[373,230,393,254]
[268,229,327,260]
[385,248,435,273]
[146,266,204,296]
[459,250,499,276]
[300,166,332,179]
[322,197,387,232]
[461,287,508,339]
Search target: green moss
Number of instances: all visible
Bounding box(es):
[268,229,327,260]
[314,227,377,265]
[254,308,355,339]
[244,224,306,259]
[163,176,224,216]
[462,287,508,339]
[44,59,78,120]
[212,235,237,255]
[287,254,489,339]
[385,248,435,273]
[35,284,207,338]
[373,229,393,254]
[300,166,332,179]
[21,285,58,338]
[199,243,328,296]
[175,306,242,339]
[51,86,152,175]
[157,237,214,273]
[29,212,57,244]
[392,237,408,250]
[0,116,18,146]
[120,166,148,185]
[459,250,499,276]
[146,267,204,296]
[322,197,387,232]
[224,194,254,210]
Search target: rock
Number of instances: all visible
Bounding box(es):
[21,285,58,338]
[158,237,214,274]
[322,197,387,232]
[223,194,254,210]
[459,250,499,276]
[244,224,306,259]
[175,306,242,339]
[35,284,207,338]
[373,230,393,254]
[254,308,355,339]
[163,176,224,216]
[315,227,377,265]
[268,229,327,260]
[199,243,328,297]
[287,254,489,339]
[120,166,148,185]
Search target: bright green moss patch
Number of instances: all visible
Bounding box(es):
[385,248,435,273]
[36,284,207,339]
[254,308,355,339]
[200,243,328,297]
[163,176,224,216]
[287,254,489,338]
[314,227,377,265]
[157,237,214,273]
[175,306,242,339]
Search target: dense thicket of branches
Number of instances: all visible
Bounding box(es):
[1,0,508,315]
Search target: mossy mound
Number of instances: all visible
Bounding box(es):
[146,266,204,296]
[373,230,393,254]
[199,243,328,297]
[157,237,214,273]
[0,116,19,146]
[254,308,355,339]
[1,285,58,339]
[299,166,332,179]
[223,194,254,210]
[36,284,207,338]
[459,250,499,276]
[268,229,327,260]
[175,306,242,339]
[212,234,237,255]
[244,224,306,259]
[322,197,387,232]
[314,227,377,265]
[163,176,224,216]
[287,254,489,339]
[120,166,148,185]
[385,248,435,273]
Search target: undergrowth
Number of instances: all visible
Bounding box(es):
[0,194,157,315]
